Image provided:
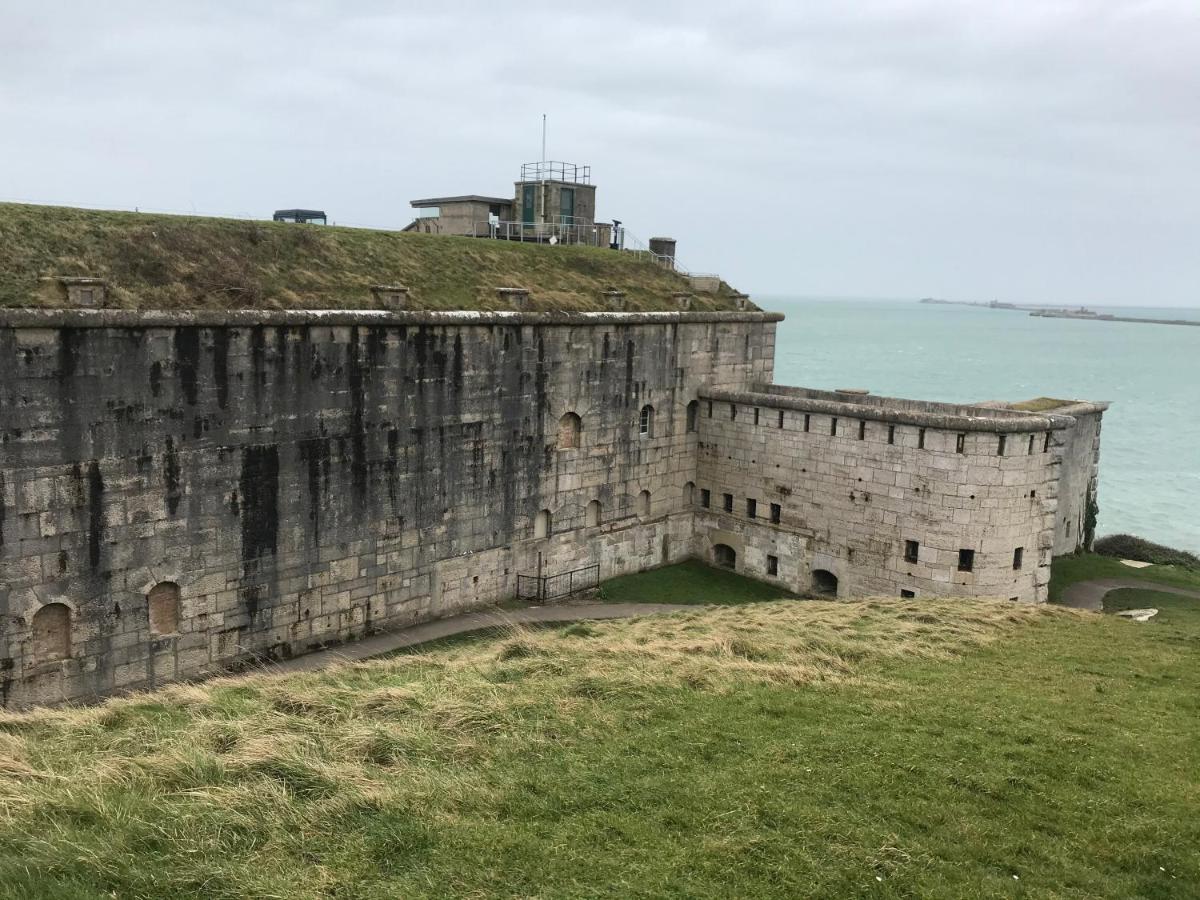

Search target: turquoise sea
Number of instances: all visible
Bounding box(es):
[764,297,1200,553]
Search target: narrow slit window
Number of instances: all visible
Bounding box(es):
[956,433,966,454]
[803,414,811,433]
[904,540,919,564]
[723,493,733,513]
[958,549,975,572]
[753,407,760,425]
[1028,434,1035,455]
[1013,546,1024,570]
[707,401,713,418]
[746,498,757,519]
[858,420,866,441]
[997,434,1006,456]
[918,428,926,449]
[777,409,784,428]
[830,417,838,436]
[730,403,737,421]
[888,424,895,444]
[767,555,779,576]
[769,502,781,524]
[1043,432,1051,452]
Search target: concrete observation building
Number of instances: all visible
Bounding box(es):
[0,210,1105,707]
[406,160,612,249]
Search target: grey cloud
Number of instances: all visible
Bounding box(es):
[0,0,1196,304]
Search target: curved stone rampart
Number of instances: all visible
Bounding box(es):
[704,388,1069,433]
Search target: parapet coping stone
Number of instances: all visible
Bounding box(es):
[702,387,1078,433]
[755,384,1110,422]
[0,308,786,329]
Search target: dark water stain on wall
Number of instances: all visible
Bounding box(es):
[385,428,400,516]
[163,436,183,515]
[211,328,230,409]
[346,329,368,508]
[87,460,104,569]
[624,339,635,407]
[298,436,329,542]
[173,328,201,406]
[453,334,464,394]
[149,360,163,398]
[239,445,279,562]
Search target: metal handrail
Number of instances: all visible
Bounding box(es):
[520,161,592,185]
[474,219,608,247]
[517,563,600,602]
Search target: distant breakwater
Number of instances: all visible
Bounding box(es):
[1029,311,1200,327]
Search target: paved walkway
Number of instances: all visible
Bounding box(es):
[1057,578,1200,613]
[261,602,694,675]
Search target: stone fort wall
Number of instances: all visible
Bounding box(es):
[691,386,1083,602]
[0,309,776,707]
[0,306,1106,708]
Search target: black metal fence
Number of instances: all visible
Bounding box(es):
[516,563,600,602]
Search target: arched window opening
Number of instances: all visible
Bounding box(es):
[534,509,552,539]
[713,544,737,570]
[586,500,602,527]
[31,603,71,663]
[638,490,652,518]
[686,400,699,433]
[557,412,582,450]
[639,404,655,437]
[148,581,181,636]
[812,569,839,597]
[684,481,695,506]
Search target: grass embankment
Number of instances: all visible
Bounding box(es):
[0,203,741,311]
[1049,551,1200,601]
[1008,397,1072,412]
[598,559,793,605]
[2,566,1198,898]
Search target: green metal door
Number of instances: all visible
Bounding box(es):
[559,187,574,223]
[522,185,536,224]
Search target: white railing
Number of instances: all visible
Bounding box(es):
[474,219,608,247]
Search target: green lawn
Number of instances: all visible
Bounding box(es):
[0,562,1197,898]
[1049,552,1200,601]
[598,559,794,605]
[1102,587,1200,630]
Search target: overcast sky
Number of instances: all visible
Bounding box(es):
[2,1,1197,306]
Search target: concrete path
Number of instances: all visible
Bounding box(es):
[260,602,694,675]
[1057,578,1200,613]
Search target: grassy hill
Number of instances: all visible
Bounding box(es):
[0,203,742,312]
[1,561,1197,898]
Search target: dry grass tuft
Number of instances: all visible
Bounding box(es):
[0,598,1066,807]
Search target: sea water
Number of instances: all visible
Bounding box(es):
[764,297,1200,553]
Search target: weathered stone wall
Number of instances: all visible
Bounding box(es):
[0,309,777,707]
[1050,405,1104,555]
[692,388,1068,603]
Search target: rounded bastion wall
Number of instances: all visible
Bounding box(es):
[692,391,1064,602]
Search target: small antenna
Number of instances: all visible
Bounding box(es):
[542,114,548,167]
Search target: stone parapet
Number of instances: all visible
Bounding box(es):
[704,387,1070,433]
[0,308,786,329]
